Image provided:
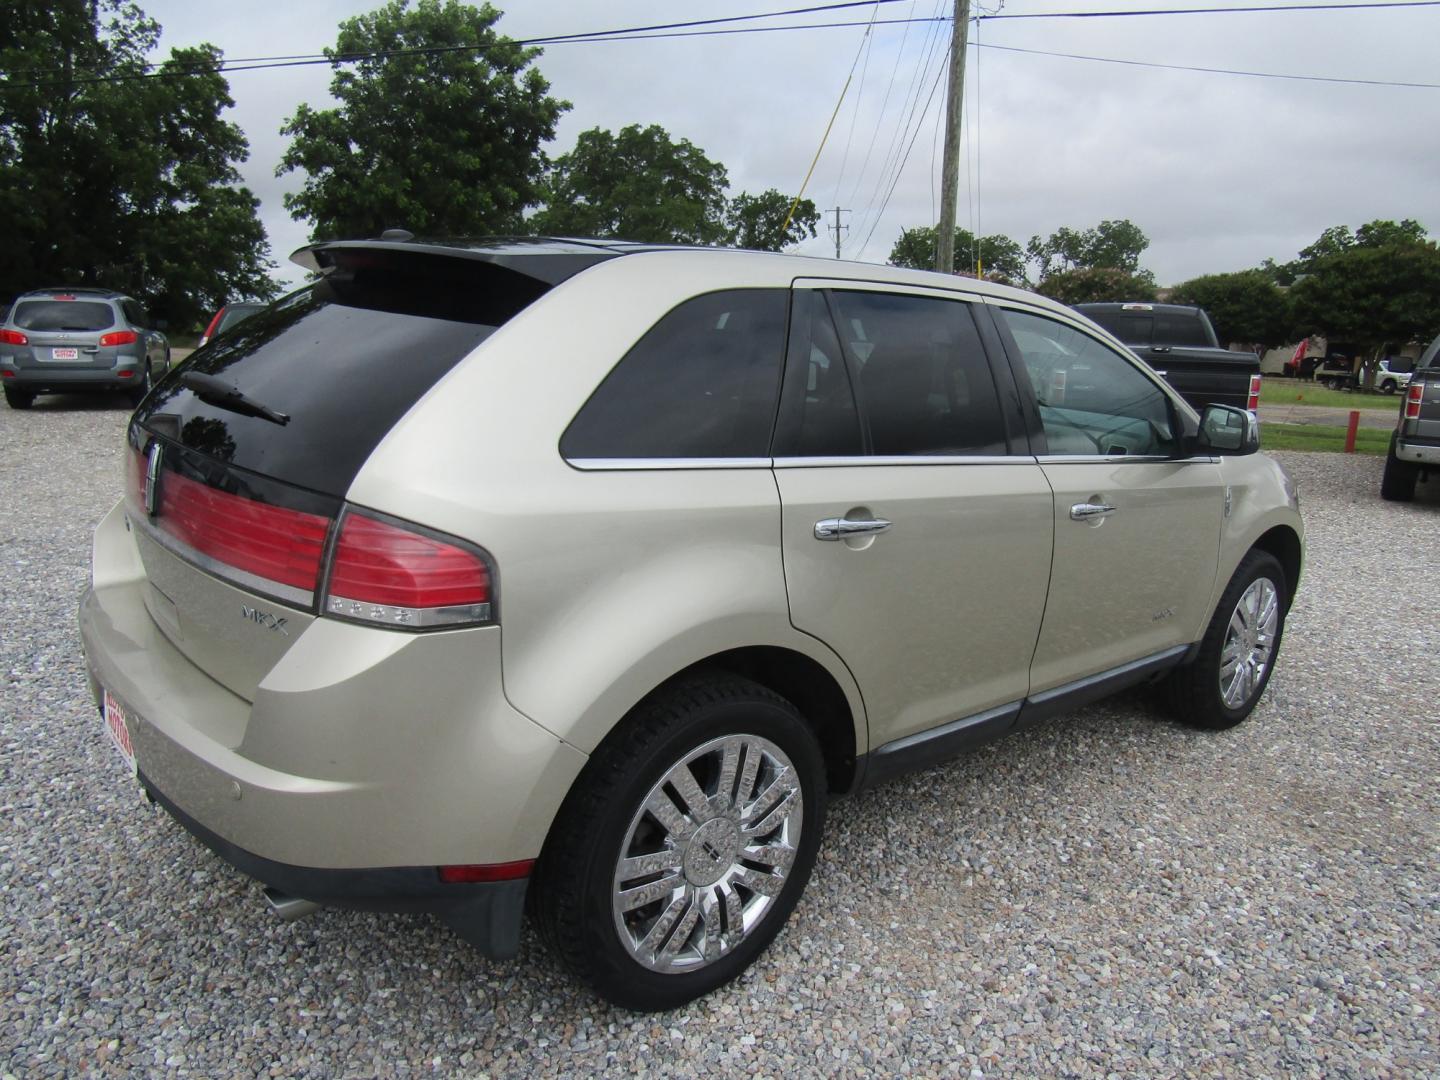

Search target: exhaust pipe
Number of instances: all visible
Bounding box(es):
[263,886,322,922]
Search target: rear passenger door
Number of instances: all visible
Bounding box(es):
[772,283,1054,752]
[990,304,1225,694]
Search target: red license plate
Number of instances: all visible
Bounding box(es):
[102,689,138,775]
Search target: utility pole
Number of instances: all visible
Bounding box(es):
[828,206,850,259]
[934,0,970,275]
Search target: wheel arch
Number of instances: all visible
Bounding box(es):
[1250,523,1303,602]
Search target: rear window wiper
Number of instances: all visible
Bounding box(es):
[180,371,290,426]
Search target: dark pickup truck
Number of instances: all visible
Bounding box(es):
[1381,330,1440,501]
[1074,302,1261,414]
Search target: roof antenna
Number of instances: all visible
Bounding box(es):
[379,228,414,242]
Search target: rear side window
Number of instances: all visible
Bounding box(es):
[561,290,787,460]
[135,250,553,497]
[776,289,1007,457]
[14,300,116,332]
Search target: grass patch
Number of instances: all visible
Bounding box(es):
[1259,381,1401,410]
[1262,422,1390,456]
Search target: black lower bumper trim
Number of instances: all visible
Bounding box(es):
[139,771,527,959]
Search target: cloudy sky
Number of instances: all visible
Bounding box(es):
[139,0,1440,290]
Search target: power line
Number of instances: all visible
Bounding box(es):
[980,0,1440,18]
[978,40,1440,88]
[3,1,1435,92]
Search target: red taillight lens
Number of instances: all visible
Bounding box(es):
[99,330,139,347]
[1247,374,1262,412]
[0,329,27,345]
[324,512,492,629]
[1405,384,1424,420]
[154,470,331,595]
[438,860,533,884]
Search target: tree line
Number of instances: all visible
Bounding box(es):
[1,0,818,329]
[889,216,1440,368]
[6,0,1439,361]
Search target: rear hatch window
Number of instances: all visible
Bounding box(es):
[14,300,115,332]
[134,248,555,498]
[1085,312,1213,348]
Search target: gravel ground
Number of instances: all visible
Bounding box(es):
[2,397,1437,1078]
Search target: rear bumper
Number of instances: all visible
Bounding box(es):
[1396,438,1440,466]
[2,362,146,392]
[137,769,528,958]
[78,498,586,951]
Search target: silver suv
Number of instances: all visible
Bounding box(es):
[2,287,170,409]
[79,239,1304,1010]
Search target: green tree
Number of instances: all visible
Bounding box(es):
[532,123,731,244]
[1169,269,1292,347]
[1266,218,1429,285]
[1026,219,1151,279]
[0,1,276,327]
[279,0,567,239]
[1289,234,1440,388]
[724,189,818,251]
[1034,267,1159,306]
[888,226,1028,286]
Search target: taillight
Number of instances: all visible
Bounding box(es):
[0,329,27,345]
[99,330,139,347]
[153,468,331,597]
[323,511,493,630]
[1247,373,1262,413]
[1404,384,1424,420]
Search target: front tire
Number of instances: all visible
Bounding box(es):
[1162,551,1288,730]
[533,674,826,1011]
[1380,379,1398,395]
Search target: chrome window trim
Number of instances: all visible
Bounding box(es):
[1036,454,1218,465]
[565,457,773,471]
[773,455,1030,468]
[127,507,315,609]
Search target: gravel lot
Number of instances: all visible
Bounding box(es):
[3,397,1437,1078]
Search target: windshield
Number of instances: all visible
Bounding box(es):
[13,300,115,332]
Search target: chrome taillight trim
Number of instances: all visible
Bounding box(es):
[325,595,492,629]
[127,505,316,609]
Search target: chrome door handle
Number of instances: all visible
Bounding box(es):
[814,517,893,541]
[1070,502,1116,520]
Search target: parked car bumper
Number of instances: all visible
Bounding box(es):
[1395,436,1440,465]
[1,361,148,392]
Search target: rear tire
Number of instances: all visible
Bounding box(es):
[1380,379,1398,395]
[4,386,34,410]
[1161,550,1288,730]
[127,363,152,408]
[1381,434,1418,502]
[533,674,826,1011]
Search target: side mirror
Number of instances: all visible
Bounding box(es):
[1194,404,1259,456]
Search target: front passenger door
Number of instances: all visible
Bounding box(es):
[992,305,1226,694]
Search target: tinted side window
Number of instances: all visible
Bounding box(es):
[829,290,1007,456]
[561,289,787,460]
[774,290,863,456]
[999,308,1176,457]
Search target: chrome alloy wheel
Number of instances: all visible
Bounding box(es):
[611,734,802,974]
[1219,577,1280,709]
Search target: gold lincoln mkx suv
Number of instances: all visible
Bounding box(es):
[80,238,1304,1010]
